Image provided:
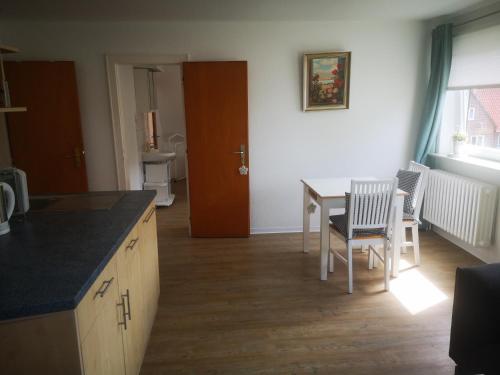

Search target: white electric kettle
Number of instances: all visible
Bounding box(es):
[0,182,15,236]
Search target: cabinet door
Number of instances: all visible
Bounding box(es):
[139,204,160,333]
[80,286,126,375]
[117,232,146,375]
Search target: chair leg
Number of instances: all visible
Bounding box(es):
[412,224,420,266]
[368,246,374,270]
[347,242,353,294]
[384,240,391,292]
[328,232,334,273]
[401,226,408,254]
[373,245,379,268]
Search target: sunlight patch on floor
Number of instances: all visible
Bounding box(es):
[390,260,448,315]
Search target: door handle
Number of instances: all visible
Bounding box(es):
[64,147,84,168]
[234,144,248,175]
[233,144,246,165]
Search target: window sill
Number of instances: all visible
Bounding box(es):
[430,153,500,172]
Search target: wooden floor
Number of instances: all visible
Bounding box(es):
[141,181,482,375]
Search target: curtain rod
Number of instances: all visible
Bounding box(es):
[453,8,500,28]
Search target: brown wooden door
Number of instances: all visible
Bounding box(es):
[5,61,88,194]
[183,61,249,237]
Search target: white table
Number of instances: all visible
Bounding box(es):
[301,178,407,281]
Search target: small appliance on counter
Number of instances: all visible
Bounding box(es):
[0,167,30,216]
[0,182,15,235]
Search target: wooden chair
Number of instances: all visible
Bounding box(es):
[401,161,430,266]
[328,179,398,293]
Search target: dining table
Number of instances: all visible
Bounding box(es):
[301,177,408,281]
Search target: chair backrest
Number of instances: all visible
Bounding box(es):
[408,161,430,219]
[347,178,398,239]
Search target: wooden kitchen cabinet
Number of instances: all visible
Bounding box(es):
[78,255,124,375]
[0,201,159,375]
[116,224,147,375]
[80,281,126,375]
[139,204,160,334]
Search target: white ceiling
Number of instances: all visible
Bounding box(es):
[0,0,497,21]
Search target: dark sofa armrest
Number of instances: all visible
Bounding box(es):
[449,264,500,371]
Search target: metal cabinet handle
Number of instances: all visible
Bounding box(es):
[123,289,132,321]
[117,295,128,330]
[93,277,114,299]
[126,238,139,251]
[143,207,155,223]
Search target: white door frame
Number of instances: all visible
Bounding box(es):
[105,54,189,189]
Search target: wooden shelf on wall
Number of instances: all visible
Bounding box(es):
[0,107,27,113]
[0,45,20,54]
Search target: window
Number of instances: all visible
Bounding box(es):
[439,23,500,161]
[440,87,500,160]
[470,135,485,146]
[468,107,475,120]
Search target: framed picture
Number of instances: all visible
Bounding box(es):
[303,51,351,111]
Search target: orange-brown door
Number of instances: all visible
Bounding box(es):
[5,61,88,194]
[183,61,249,237]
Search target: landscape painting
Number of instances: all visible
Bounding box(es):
[303,52,351,111]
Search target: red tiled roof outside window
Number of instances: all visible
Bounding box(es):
[472,88,500,132]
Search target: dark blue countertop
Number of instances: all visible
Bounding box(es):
[0,190,155,321]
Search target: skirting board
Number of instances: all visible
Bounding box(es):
[433,226,499,264]
[251,226,320,234]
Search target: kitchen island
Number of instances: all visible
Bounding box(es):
[0,190,159,375]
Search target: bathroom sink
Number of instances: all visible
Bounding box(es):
[142,152,176,163]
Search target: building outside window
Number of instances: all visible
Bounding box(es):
[440,87,500,158]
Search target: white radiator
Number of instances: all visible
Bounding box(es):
[423,170,497,247]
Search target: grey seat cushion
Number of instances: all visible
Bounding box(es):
[329,214,386,240]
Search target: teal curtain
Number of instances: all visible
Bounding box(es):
[415,24,453,164]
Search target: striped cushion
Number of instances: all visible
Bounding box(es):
[396,169,421,218]
[403,212,416,221]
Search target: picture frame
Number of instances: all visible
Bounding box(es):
[303,51,351,111]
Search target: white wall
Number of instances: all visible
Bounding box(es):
[0,20,427,232]
[116,65,142,190]
[133,69,151,114]
[155,65,186,143]
[133,68,150,155]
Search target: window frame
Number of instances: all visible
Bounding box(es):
[468,106,475,120]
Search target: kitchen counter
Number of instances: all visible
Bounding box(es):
[0,190,155,321]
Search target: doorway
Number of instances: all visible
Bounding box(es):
[107,56,250,237]
[108,55,190,235]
